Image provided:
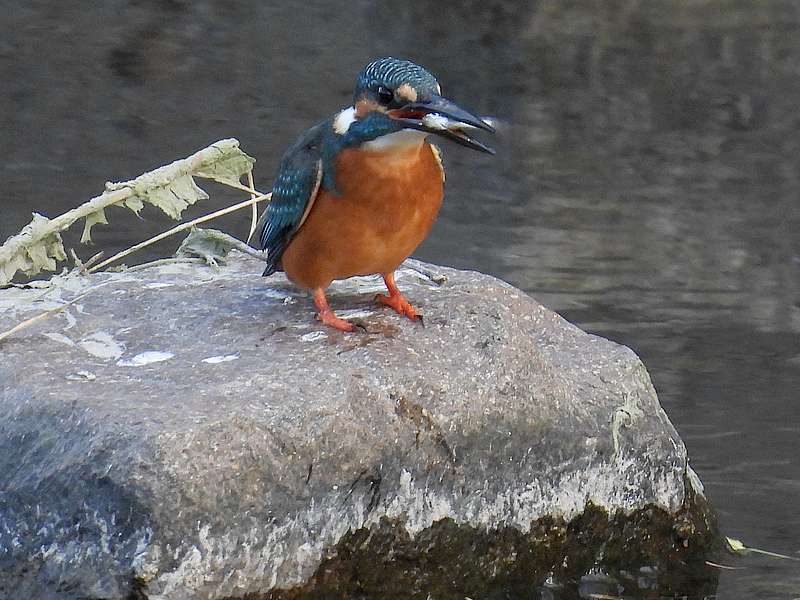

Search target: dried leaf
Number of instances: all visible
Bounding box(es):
[0,262,16,287]
[725,536,800,561]
[726,537,747,554]
[176,227,236,267]
[81,208,109,244]
[125,197,145,215]
[195,141,256,187]
[0,213,67,286]
[0,139,258,284]
[137,174,209,220]
[170,174,209,205]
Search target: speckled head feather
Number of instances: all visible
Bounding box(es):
[354,57,441,105]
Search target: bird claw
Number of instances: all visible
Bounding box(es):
[375,293,422,323]
[316,310,360,333]
[350,318,369,333]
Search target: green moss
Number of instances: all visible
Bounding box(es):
[223,476,719,600]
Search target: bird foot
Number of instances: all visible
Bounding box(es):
[316,309,360,332]
[313,287,365,333]
[376,293,422,322]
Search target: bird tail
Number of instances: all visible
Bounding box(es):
[251,209,270,250]
[250,208,278,276]
[261,240,287,277]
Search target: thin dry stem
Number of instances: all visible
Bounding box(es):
[80,251,106,273]
[124,257,206,273]
[201,230,269,262]
[246,170,259,244]
[704,561,745,571]
[87,193,272,274]
[194,173,265,196]
[0,281,114,344]
[0,138,255,285]
[3,140,246,257]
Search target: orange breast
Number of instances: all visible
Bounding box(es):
[281,141,445,290]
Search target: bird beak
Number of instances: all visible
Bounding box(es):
[388,94,496,154]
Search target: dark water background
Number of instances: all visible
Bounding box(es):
[2,1,799,598]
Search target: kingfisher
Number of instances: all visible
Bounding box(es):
[254,57,495,332]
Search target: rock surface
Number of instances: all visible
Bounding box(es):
[0,255,715,599]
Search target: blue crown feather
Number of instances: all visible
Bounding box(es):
[354,57,440,103]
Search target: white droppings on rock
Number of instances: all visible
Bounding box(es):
[61,309,77,330]
[151,263,201,276]
[300,331,327,342]
[66,370,96,382]
[43,332,75,347]
[117,351,175,367]
[145,283,175,289]
[261,289,296,303]
[78,331,125,360]
[202,354,240,364]
[350,275,389,294]
[336,309,374,319]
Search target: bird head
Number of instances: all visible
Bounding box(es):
[340,57,495,154]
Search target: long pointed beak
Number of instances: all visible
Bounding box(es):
[389,94,496,154]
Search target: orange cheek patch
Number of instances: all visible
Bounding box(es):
[355,99,383,118]
[396,83,418,103]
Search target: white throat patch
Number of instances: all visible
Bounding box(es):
[333,106,357,134]
[362,128,427,151]
[332,105,428,150]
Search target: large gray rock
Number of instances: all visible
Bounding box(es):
[0,254,715,599]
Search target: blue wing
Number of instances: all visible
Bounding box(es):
[256,123,325,276]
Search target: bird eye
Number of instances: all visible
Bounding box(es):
[376,86,394,105]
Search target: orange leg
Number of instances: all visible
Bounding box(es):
[376,272,421,321]
[313,288,356,332]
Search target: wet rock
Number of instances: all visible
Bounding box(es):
[0,255,716,599]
